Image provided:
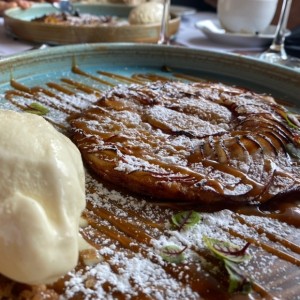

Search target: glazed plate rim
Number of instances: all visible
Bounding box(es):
[0,43,299,105]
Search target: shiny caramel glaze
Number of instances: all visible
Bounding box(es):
[1,66,299,299]
[69,80,300,204]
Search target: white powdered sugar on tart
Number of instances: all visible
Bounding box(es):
[70,81,300,204]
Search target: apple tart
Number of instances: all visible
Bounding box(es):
[70,80,300,204]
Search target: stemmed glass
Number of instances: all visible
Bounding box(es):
[157,0,171,45]
[259,0,300,69]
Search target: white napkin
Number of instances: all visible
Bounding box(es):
[0,18,34,56]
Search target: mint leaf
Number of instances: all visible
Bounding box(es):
[171,211,201,231]
[224,260,252,294]
[203,236,251,263]
[160,245,187,263]
[25,102,49,116]
[203,236,252,294]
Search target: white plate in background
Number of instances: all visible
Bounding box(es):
[195,19,290,47]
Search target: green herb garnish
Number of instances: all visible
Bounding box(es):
[276,107,300,130]
[203,235,252,293]
[203,236,251,263]
[160,245,187,264]
[25,102,49,116]
[224,260,252,294]
[163,211,253,294]
[171,211,201,231]
[285,113,300,130]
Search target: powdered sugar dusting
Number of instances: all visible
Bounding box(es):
[71,81,300,204]
[2,72,300,299]
[59,172,300,299]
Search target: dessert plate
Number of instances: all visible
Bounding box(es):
[3,3,180,45]
[0,44,299,299]
[195,19,291,47]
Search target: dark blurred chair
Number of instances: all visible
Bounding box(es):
[286,26,300,58]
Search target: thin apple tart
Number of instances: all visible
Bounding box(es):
[70,80,300,204]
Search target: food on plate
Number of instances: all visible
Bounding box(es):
[1,69,299,299]
[31,12,127,26]
[128,2,164,25]
[32,2,165,27]
[0,109,86,285]
[70,81,300,204]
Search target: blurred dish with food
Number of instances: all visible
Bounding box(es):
[4,2,180,44]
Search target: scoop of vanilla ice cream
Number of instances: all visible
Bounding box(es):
[129,2,164,25]
[0,109,86,285]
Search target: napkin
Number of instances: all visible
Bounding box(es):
[0,18,34,56]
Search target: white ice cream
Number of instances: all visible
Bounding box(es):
[0,109,86,285]
[129,2,164,25]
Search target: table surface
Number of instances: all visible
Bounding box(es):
[0,10,268,58]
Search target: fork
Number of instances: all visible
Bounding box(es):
[50,0,80,16]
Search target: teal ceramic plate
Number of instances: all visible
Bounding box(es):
[0,43,299,100]
[0,44,300,299]
[0,43,299,129]
[3,4,180,44]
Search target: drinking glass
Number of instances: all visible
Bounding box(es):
[259,0,300,69]
[157,0,171,45]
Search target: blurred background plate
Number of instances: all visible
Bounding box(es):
[195,19,291,48]
[3,3,180,45]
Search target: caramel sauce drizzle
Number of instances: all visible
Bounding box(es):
[31,86,84,112]
[61,78,103,96]
[72,65,115,87]
[47,82,76,95]
[9,79,76,115]
[82,180,290,299]
[173,73,208,82]
[86,203,153,245]
[5,91,30,110]
[111,204,165,230]
[234,214,300,254]
[83,206,231,299]
[79,230,150,299]
[10,78,32,93]
[3,65,300,300]
[82,192,275,299]
[98,71,142,85]
[131,73,171,82]
[223,227,300,266]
